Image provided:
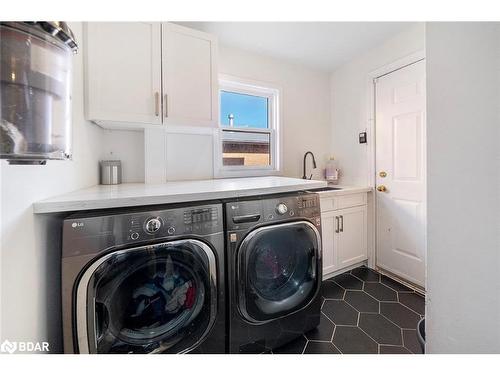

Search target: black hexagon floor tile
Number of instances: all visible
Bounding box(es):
[403,329,424,354]
[380,302,421,329]
[344,291,379,313]
[268,269,424,355]
[304,341,341,354]
[351,266,380,282]
[321,280,345,299]
[273,335,307,354]
[333,273,364,290]
[322,300,359,326]
[364,282,398,301]
[381,275,413,292]
[398,292,425,315]
[380,345,412,354]
[359,313,402,345]
[333,326,378,354]
[304,313,335,341]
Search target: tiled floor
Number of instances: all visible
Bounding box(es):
[273,266,425,354]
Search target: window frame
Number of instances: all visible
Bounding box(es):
[213,74,282,178]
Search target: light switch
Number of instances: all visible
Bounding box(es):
[359,132,367,144]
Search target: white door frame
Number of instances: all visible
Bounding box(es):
[365,51,426,279]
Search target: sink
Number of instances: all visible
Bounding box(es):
[307,187,342,192]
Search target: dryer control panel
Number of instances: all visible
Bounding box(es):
[225,192,321,231]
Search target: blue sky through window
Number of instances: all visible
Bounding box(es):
[220,90,268,128]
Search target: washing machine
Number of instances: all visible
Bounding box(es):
[225,192,322,353]
[61,202,225,354]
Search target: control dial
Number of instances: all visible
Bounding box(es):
[145,217,162,233]
[276,203,288,215]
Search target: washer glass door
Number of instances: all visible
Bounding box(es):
[238,221,320,322]
[77,239,217,354]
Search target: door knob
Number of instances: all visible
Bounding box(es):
[377,185,387,192]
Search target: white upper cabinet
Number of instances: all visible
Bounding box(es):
[162,23,218,127]
[84,22,218,129]
[84,22,162,126]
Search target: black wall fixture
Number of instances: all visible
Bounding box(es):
[359,131,367,144]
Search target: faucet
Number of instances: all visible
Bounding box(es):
[302,151,317,180]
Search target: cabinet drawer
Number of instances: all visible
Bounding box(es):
[320,197,336,212]
[335,193,367,210]
[320,192,367,212]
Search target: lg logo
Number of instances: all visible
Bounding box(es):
[71,222,84,229]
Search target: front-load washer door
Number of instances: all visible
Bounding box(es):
[75,239,217,354]
[237,221,321,323]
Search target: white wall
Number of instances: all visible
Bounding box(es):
[425,22,500,353]
[101,129,144,183]
[146,44,332,182]
[219,45,332,179]
[330,24,425,186]
[0,22,103,352]
[165,131,214,181]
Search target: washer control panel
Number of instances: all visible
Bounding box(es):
[122,204,222,242]
[63,203,223,257]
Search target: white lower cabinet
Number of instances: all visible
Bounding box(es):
[321,210,338,275]
[335,205,368,269]
[320,193,368,278]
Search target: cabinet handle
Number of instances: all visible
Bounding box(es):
[339,215,344,233]
[335,216,339,233]
[154,92,160,117]
[164,94,168,118]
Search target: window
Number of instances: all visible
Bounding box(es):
[220,91,268,129]
[215,75,281,178]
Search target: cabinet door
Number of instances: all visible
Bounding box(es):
[85,22,162,125]
[162,23,218,127]
[320,210,338,277]
[335,205,368,269]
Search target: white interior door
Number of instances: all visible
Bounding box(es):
[375,59,426,288]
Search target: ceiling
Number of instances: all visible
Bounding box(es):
[177,22,417,72]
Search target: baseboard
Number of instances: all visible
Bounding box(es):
[322,260,368,281]
[376,267,426,295]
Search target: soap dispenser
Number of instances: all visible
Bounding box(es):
[325,156,340,185]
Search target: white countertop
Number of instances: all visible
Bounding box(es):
[314,185,373,196]
[33,176,328,214]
